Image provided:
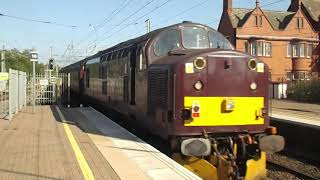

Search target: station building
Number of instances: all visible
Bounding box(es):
[218,0,320,98]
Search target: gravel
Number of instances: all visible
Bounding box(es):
[267,153,320,180]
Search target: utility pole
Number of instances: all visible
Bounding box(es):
[30,51,38,113]
[145,19,151,33]
[1,45,5,72]
[49,46,53,82]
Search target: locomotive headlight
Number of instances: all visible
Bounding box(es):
[194,81,203,91]
[226,99,235,111]
[248,59,257,71]
[250,82,258,90]
[194,57,206,70]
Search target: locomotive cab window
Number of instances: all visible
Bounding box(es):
[154,29,180,56]
[208,31,233,49]
[181,26,208,49]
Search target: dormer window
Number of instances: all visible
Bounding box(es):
[255,15,262,27]
[297,18,304,29]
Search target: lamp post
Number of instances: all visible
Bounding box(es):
[30,51,38,113]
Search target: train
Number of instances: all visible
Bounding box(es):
[61,21,284,180]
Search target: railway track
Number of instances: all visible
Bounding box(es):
[267,153,320,180]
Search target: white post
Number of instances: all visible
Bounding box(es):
[8,69,12,120]
[30,51,38,113]
[1,45,5,72]
[145,19,151,33]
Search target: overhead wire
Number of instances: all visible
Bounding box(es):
[76,0,132,46]
[84,0,157,50]
[87,0,173,49]
[0,12,77,28]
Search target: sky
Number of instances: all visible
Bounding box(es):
[0,0,290,66]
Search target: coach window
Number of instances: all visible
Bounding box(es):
[107,53,111,61]
[86,69,90,88]
[138,47,146,70]
[154,29,180,56]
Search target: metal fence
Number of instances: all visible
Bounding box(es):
[26,73,70,106]
[0,69,27,120]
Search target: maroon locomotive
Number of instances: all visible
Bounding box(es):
[61,22,284,179]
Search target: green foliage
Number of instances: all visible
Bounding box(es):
[287,80,320,102]
[0,49,46,74]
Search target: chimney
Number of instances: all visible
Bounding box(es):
[256,0,260,8]
[223,0,232,13]
[290,0,302,11]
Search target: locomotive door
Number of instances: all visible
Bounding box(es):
[129,45,137,105]
[79,62,85,95]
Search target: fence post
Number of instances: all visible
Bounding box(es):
[8,69,12,120]
[68,73,70,107]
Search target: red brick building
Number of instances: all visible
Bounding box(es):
[218,0,319,82]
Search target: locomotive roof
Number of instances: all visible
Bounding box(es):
[61,21,215,71]
[97,21,213,56]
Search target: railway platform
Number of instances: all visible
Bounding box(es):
[270,99,320,126]
[270,100,320,161]
[0,106,200,180]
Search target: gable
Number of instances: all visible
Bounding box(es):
[285,9,314,31]
[264,11,295,30]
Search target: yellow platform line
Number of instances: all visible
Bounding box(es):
[56,106,95,180]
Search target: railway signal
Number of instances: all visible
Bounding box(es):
[49,59,54,70]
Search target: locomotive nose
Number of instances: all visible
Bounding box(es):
[181,51,269,127]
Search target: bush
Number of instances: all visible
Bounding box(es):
[287,80,320,102]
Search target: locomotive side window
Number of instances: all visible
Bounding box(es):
[154,29,180,56]
[138,47,146,70]
[208,31,233,50]
[181,27,208,49]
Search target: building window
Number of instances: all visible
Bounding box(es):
[255,16,262,26]
[257,41,263,56]
[245,42,250,53]
[286,44,292,57]
[251,41,257,56]
[297,18,304,29]
[292,44,299,57]
[307,44,313,58]
[245,41,271,57]
[300,43,305,57]
[265,42,272,57]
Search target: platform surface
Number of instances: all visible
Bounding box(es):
[0,105,201,180]
[270,100,320,126]
[0,106,120,180]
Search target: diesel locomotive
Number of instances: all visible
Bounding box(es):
[61,22,284,180]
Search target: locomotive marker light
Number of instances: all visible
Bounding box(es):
[248,59,257,70]
[192,100,200,118]
[194,57,206,70]
[257,62,265,73]
[185,63,194,73]
[194,80,203,91]
[250,82,258,90]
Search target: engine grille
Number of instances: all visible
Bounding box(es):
[148,69,168,114]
